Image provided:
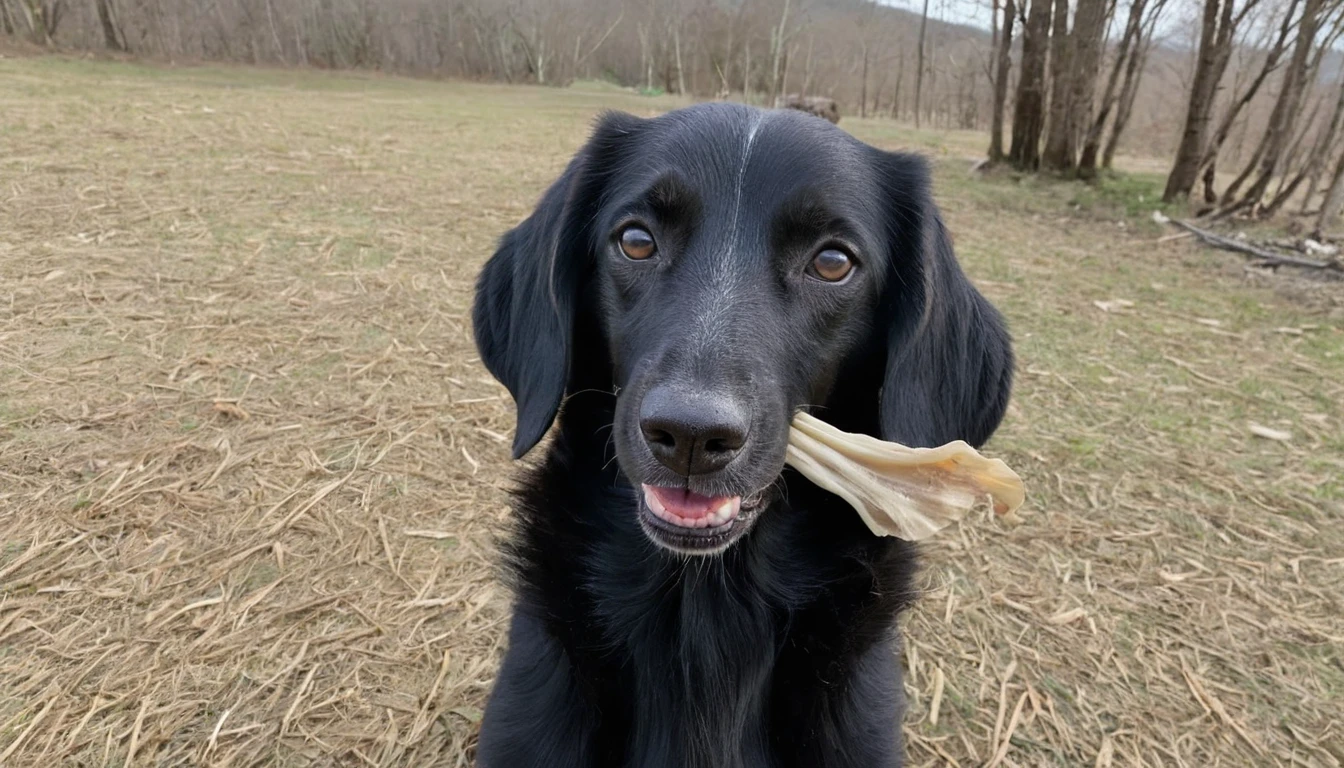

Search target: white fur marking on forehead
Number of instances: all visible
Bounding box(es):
[727,112,767,257]
[689,111,769,354]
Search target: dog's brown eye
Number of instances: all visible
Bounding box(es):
[619,226,656,260]
[809,248,853,282]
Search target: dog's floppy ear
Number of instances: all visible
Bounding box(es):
[473,112,639,459]
[874,152,1014,449]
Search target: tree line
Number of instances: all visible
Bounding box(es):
[986,0,1344,232]
[0,0,1189,164]
[1,0,1006,130]
[7,0,1342,228]
[988,0,1169,179]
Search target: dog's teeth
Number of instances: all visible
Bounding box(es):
[642,485,743,530]
[705,499,737,527]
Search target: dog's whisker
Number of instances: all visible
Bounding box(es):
[568,387,618,398]
[601,441,621,472]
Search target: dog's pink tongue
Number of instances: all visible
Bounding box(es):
[645,486,722,519]
[643,485,742,529]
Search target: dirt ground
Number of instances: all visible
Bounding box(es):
[2,56,1343,767]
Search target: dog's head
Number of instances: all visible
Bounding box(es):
[473,104,1012,556]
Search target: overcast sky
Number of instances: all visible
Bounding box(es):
[878,0,995,32]
[875,0,1196,45]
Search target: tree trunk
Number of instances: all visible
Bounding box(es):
[1191,0,1299,195]
[991,0,1000,54]
[1219,139,1267,205]
[871,56,886,116]
[536,36,547,85]
[860,43,869,118]
[1058,0,1111,175]
[927,67,938,127]
[30,0,63,41]
[989,0,1015,162]
[743,41,751,100]
[1201,160,1219,204]
[891,48,904,118]
[914,0,930,128]
[1103,2,1162,169]
[1010,0,1052,170]
[637,23,649,90]
[1,0,15,35]
[1300,171,1323,216]
[1040,0,1076,171]
[801,33,814,94]
[645,40,653,92]
[1221,0,1324,214]
[12,0,35,37]
[94,0,124,50]
[1162,0,1238,202]
[674,26,685,95]
[1079,0,1146,178]
[769,0,791,105]
[264,0,284,64]
[718,23,735,95]
[23,0,52,44]
[1265,80,1344,216]
[1315,147,1344,235]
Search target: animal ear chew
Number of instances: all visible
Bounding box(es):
[784,412,1025,541]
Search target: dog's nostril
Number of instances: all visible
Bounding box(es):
[644,428,676,448]
[704,436,737,454]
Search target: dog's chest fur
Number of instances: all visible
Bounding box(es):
[500,408,917,767]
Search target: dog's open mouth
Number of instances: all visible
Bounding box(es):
[644,485,740,528]
[638,484,766,555]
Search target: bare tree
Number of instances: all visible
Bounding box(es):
[1,0,18,36]
[914,0,930,128]
[768,0,799,105]
[15,0,63,44]
[674,24,686,94]
[889,47,904,119]
[637,20,652,91]
[1041,0,1111,173]
[742,37,752,100]
[572,9,624,77]
[856,2,883,118]
[1192,0,1300,203]
[1265,78,1344,215]
[1314,121,1344,232]
[800,32,816,95]
[509,3,552,85]
[1009,0,1052,169]
[1039,0,1074,169]
[1101,0,1163,169]
[93,0,124,51]
[988,0,1015,161]
[1217,0,1337,215]
[1079,0,1162,178]
[1162,0,1264,202]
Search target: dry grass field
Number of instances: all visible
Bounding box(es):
[3,55,1344,766]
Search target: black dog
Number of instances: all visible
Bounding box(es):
[471,103,1012,768]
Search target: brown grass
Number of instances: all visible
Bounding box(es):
[2,56,1343,767]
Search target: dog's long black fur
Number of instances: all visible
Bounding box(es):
[471,103,1013,768]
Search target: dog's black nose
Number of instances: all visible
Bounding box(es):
[639,387,748,476]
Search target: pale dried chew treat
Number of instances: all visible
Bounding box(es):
[785,412,1025,541]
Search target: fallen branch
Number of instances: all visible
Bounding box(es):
[1164,217,1343,272]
